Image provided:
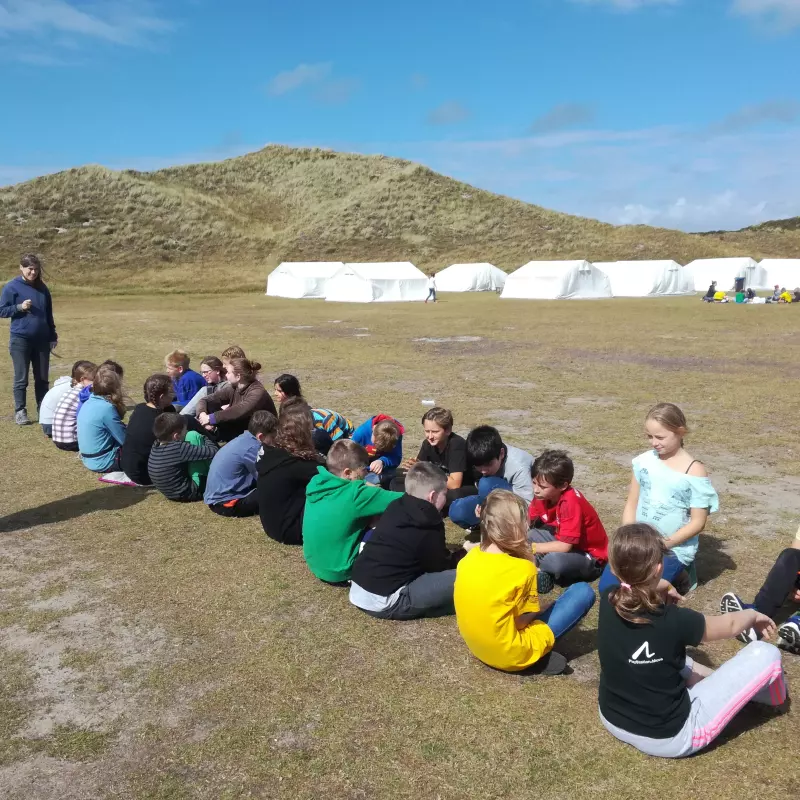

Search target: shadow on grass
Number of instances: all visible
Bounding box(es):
[0,486,150,534]
[696,535,738,585]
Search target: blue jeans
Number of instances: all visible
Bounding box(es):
[538,582,596,639]
[449,476,512,529]
[598,551,687,594]
[9,336,50,412]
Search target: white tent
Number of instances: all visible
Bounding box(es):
[684,257,764,292]
[266,262,344,299]
[324,262,428,303]
[759,259,800,291]
[500,260,612,300]
[435,263,507,292]
[594,260,693,297]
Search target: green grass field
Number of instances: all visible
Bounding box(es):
[1,292,799,800]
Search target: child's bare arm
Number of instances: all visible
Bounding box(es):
[622,474,639,525]
[532,539,572,555]
[703,610,776,643]
[665,507,709,548]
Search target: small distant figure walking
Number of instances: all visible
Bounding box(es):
[0,254,57,425]
[425,273,437,304]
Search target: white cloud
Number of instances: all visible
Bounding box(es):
[570,0,679,9]
[426,101,471,126]
[529,103,595,134]
[732,0,800,29]
[266,62,332,96]
[0,0,173,47]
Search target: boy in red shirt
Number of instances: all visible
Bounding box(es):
[528,450,608,592]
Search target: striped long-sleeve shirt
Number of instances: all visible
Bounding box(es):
[312,408,354,441]
[52,385,81,446]
[147,439,219,501]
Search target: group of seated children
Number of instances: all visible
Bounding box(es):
[36,357,799,758]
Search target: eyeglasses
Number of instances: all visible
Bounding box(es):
[200,369,213,375]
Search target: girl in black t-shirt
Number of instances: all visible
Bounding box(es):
[598,523,787,758]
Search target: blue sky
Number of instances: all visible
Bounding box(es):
[2,0,800,231]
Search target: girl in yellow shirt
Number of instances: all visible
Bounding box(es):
[454,490,596,675]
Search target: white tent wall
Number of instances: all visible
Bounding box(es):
[325,262,428,303]
[500,260,612,300]
[594,260,693,297]
[266,262,344,299]
[684,257,758,292]
[435,263,507,292]
[759,259,800,291]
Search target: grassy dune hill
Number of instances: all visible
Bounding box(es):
[1,145,799,292]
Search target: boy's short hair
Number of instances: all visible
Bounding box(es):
[326,439,369,476]
[153,412,187,443]
[166,349,190,369]
[249,410,278,438]
[405,461,447,500]
[532,449,574,487]
[372,419,400,454]
[466,425,503,466]
[98,359,124,377]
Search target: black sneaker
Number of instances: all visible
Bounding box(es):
[537,571,555,596]
[530,650,569,676]
[720,592,758,644]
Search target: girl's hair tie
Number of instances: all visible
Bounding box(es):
[620,582,632,590]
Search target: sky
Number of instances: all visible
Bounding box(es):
[2,0,800,232]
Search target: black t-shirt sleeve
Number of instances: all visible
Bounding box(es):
[446,436,468,474]
[673,605,706,648]
[416,440,429,462]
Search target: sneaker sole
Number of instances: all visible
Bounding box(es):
[778,626,800,655]
[720,594,744,614]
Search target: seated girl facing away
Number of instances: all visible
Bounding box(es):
[599,402,718,595]
[77,365,127,473]
[598,523,787,758]
[454,490,595,676]
[273,373,354,455]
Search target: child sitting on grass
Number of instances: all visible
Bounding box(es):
[76,359,123,417]
[303,439,402,584]
[454,490,595,676]
[350,462,467,619]
[119,374,176,486]
[148,412,219,502]
[52,360,97,451]
[77,366,127,474]
[598,402,718,595]
[449,425,535,532]
[528,450,608,589]
[204,410,278,518]
[352,414,404,488]
[39,360,93,439]
[165,349,206,409]
[598,523,786,758]
[721,523,800,654]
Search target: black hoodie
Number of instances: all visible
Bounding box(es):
[351,494,464,596]
[256,445,320,545]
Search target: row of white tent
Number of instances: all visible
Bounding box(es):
[266,258,800,302]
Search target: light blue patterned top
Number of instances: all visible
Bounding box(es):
[632,449,719,566]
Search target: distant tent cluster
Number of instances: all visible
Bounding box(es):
[265,258,800,302]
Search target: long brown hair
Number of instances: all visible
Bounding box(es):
[275,399,320,462]
[479,490,534,562]
[228,357,262,387]
[92,365,127,419]
[607,524,667,625]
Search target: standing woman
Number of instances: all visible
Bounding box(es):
[0,255,57,425]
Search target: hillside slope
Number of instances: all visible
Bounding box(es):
[1,145,798,291]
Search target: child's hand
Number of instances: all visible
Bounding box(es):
[752,612,777,640]
[474,504,482,518]
[515,612,537,631]
[792,588,800,604]
[370,460,384,474]
[462,540,479,552]
[664,584,682,605]
[401,457,417,469]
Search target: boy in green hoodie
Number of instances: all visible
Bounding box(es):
[303,439,402,584]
